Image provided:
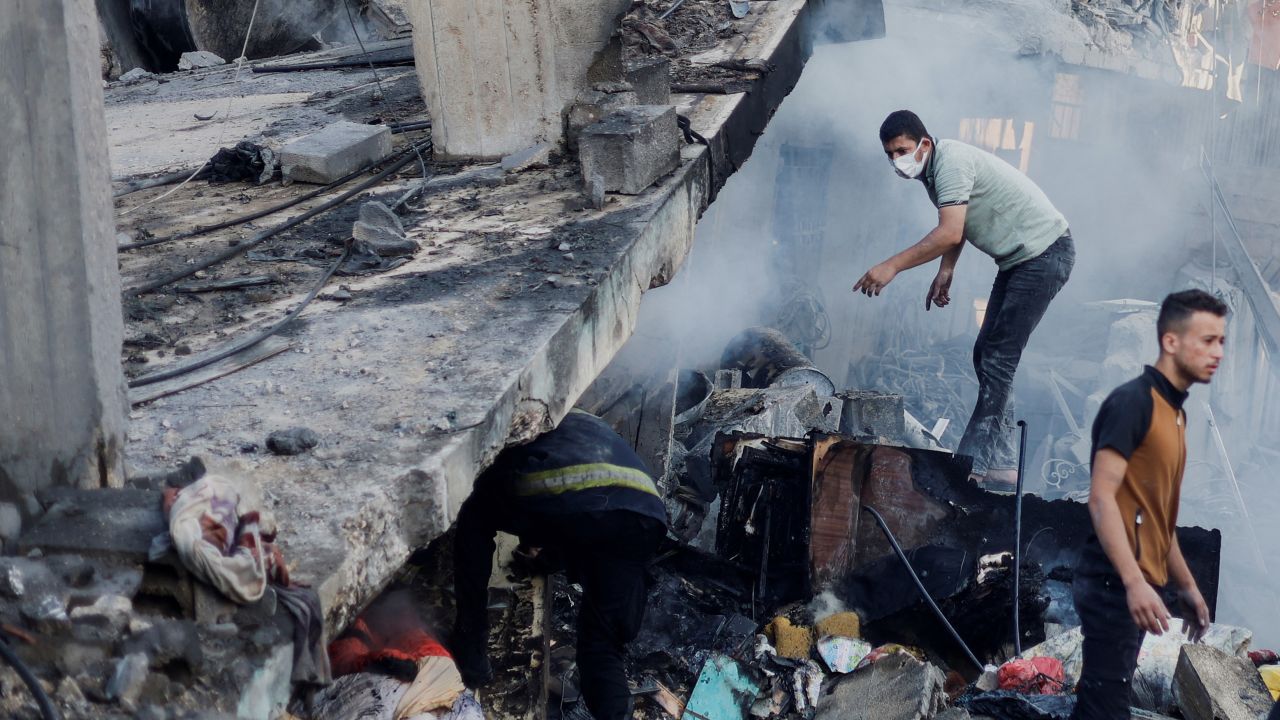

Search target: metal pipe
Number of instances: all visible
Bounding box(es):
[720,326,835,395]
[861,505,984,672]
[1013,419,1028,655]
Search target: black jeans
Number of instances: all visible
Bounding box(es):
[453,506,663,720]
[1070,545,1147,720]
[957,233,1075,473]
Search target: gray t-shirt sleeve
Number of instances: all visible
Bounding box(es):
[933,151,975,207]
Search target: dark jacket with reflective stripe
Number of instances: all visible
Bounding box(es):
[465,412,668,541]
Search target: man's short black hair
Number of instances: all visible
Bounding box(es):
[880,110,930,145]
[1157,289,1229,338]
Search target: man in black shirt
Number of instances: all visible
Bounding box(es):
[1072,289,1226,720]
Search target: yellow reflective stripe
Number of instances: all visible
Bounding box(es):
[514,463,659,497]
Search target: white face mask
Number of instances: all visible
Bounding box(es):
[891,141,929,179]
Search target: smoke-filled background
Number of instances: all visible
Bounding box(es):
[637,0,1280,647]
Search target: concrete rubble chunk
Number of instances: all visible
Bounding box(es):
[70,593,133,629]
[106,652,149,705]
[0,502,21,546]
[177,50,226,70]
[565,90,638,149]
[815,653,947,720]
[118,67,154,83]
[578,105,680,195]
[501,143,553,173]
[353,201,418,257]
[281,121,393,184]
[624,56,671,105]
[839,391,906,442]
[1172,644,1274,720]
[21,594,70,633]
[0,559,24,599]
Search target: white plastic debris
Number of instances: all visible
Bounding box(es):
[817,636,872,674]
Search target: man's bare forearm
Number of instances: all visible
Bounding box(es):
[939,242,963,273]
[885,225,963,273]
[1090,494,1147,588]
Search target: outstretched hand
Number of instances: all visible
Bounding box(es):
[853,262,898,297]
[926,269,953,310]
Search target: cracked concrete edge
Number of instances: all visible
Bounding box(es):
[315,154,709,634]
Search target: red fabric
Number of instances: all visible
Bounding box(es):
[1251,649,1280,667]
[328,607,451,678]
[997,657,1066,695]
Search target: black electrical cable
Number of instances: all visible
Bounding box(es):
[119,142,424,252]
[343,0,387,101]
[389,120,432,134]
[0,635,59,720]
[124,140,427,297]
[1013,419,1029,655]
[128,242,352,388]
[861,505,985,673]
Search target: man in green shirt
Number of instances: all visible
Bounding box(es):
[854,110,1075,486]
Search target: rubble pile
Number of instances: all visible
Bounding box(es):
[528,327,1252,720]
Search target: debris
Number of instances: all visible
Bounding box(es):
[792,660,825,713]
[118,67,154,84]
[21,594,70,633]
[586,172,606,209]
[266,427,320,455]
[767,617,813,660]
[686,655,762,720]
[729,0,751,19]
[837,391,905,442]
[177,50,226,70]
[815,652,946,720]
[814,611,861,639]
[353,201,419,257]
[625,57,672,105]
[207,141,278,184]
[105,652,149,705]
[855,644,926,671]
[1259,665,1280,701]
[976,664,1001,691]
[578,105,680,195]
[996,657,1065,695]
[1173,644,1274,720]
[174,275,276,293]
[1250,650,1280,666]
[651,681,687,717]
[0,503,20,547]
[958,690,1075,720]
[281,122,394,185]
[721,327,836,395]
[70,593,133,630]
[1132,621,1253,714]
[500,143,553,173]
[817,636,872,674]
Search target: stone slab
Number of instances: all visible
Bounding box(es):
[579,105,680,195]
[20,488,164,564]
[281,122,393,184]
[1173,644,1274,720]
[814,654,947,720]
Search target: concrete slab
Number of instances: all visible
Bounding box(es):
[1173,644,1274,720]
[117,0,820,637]
[280,122,394,184]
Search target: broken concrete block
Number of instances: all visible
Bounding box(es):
[19,488,166,563]
[501,143,553,173]
[70,593,133,630]
[353,201,418,257]
[838,391,906,441]
[0,502,20,547]
[625,56,671,105]
[815,652,947,720]
[106,652,150,705]
[578,105,679,195]
[281,122,393,184]
[1173,644,1274,720]
[686,655,762,720]
[585,173,606,209]
[118,67,154,83]
[565,90,638,149]
[177,51,226,70]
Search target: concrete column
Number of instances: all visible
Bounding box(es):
[410,0,630,160]
[0,0,128,510]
